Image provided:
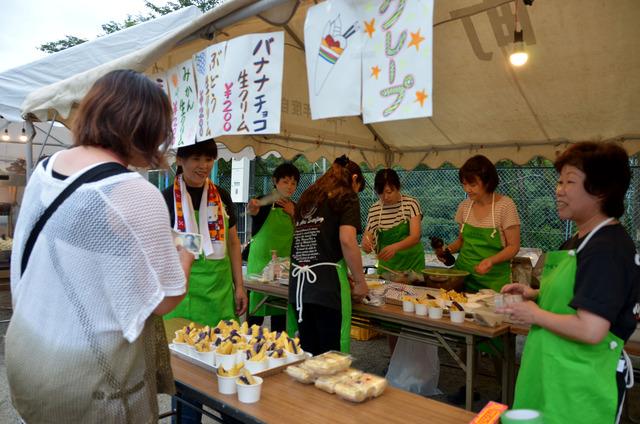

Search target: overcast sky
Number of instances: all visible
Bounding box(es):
[0,0,148,72]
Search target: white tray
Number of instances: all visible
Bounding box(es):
[169,344,310,376]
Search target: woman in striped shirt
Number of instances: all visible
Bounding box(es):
[362,169,425,274]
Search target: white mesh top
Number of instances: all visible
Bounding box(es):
[6,154,185,423]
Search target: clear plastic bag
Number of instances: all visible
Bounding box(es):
[385,336,441,396]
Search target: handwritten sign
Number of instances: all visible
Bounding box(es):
[192,32,284,137]
[167,59,199,147]
[362,0,433,123]
[194,42,228,141]
[304,1,363,120]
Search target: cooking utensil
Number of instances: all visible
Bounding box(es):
[422,267,469,291]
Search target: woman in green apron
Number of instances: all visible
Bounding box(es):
[288,155,368,355]
[162,139,248,424]
[501,142,638,424]
[246,163,300,333]
[362,168,425,274]
[438,155,520,293]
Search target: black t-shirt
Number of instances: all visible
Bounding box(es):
[288,193,361,310]
[559,224,640,341]
[251,200,284,236]
[162,184,237,229]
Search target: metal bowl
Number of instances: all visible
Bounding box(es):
[422,267,469,292]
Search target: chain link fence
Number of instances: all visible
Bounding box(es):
[216,166,640,252]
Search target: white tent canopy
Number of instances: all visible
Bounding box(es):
[18,0,640,168]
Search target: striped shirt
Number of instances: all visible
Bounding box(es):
[454,195,520,245]
[365,195,423,233]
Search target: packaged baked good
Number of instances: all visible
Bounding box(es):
[303,351,352,375]
[334,373,387,402]
[285,363,316,384]
[314,368,363,393]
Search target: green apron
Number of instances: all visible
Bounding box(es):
[247,207,294,317]
[292,258,352,353]
[164,212,237,327]
[514,219,623,424]
[455,223,510,292]
[377,220,425,273]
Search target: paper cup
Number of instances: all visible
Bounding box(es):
[415,303,428,316]
[402,300,415,313]
[217,374,238,395]
[428,307,443,319]
[193,349,215,366]
[236,376,263,403]
[244,358,268,374]
[501,409,543,424]
[286,351,305,364]
[216,353,236,370]
[268,355,288,369]
[450,310,465,323]
[236,349,250,365]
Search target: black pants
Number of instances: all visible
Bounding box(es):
[297,303,342,355]
[247,314,286,332]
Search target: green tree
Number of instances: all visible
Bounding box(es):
[38,1,221,54]
[38,35,88,53]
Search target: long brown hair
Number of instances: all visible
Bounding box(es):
[72,69,173,168]
[295,156,363,220]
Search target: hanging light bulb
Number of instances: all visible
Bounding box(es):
[1,129,9,141]
[19,127,28,142]
[509,30,528,66]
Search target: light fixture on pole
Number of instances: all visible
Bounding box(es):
[19,127,28,142]
[509,0,529,67]
[1,129,9,141]
[510,30,528,66]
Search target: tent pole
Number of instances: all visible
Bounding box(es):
[199,0,294,39]
[25,121,35,180]
[35,111,58,163]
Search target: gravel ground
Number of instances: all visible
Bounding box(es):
[1,291,638,423]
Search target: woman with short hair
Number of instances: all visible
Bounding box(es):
[246,162,300,332]
[438,155,521,292]
[7,70,193,423]
[362,168,425,274]
[501,142,639,424]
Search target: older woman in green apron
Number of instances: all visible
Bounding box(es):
[439,155,520,293]
[501,142,638,424]
[289,155,368,355]
[362,169,425,274]
[246,163,300,333]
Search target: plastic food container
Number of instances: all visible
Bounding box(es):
[244,358,268,374]
[217,374,238,395]
[414,303,428,316]
[267,354,288,369]
[402,299,415,313]
[428,306,443,319]
[450,310,466,323]
[216,353,236,370]
[236,376,263,403]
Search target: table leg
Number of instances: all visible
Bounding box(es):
[502,333,516,406]
[466,334,475,411]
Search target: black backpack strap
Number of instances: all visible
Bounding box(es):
[20,162,130,277]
